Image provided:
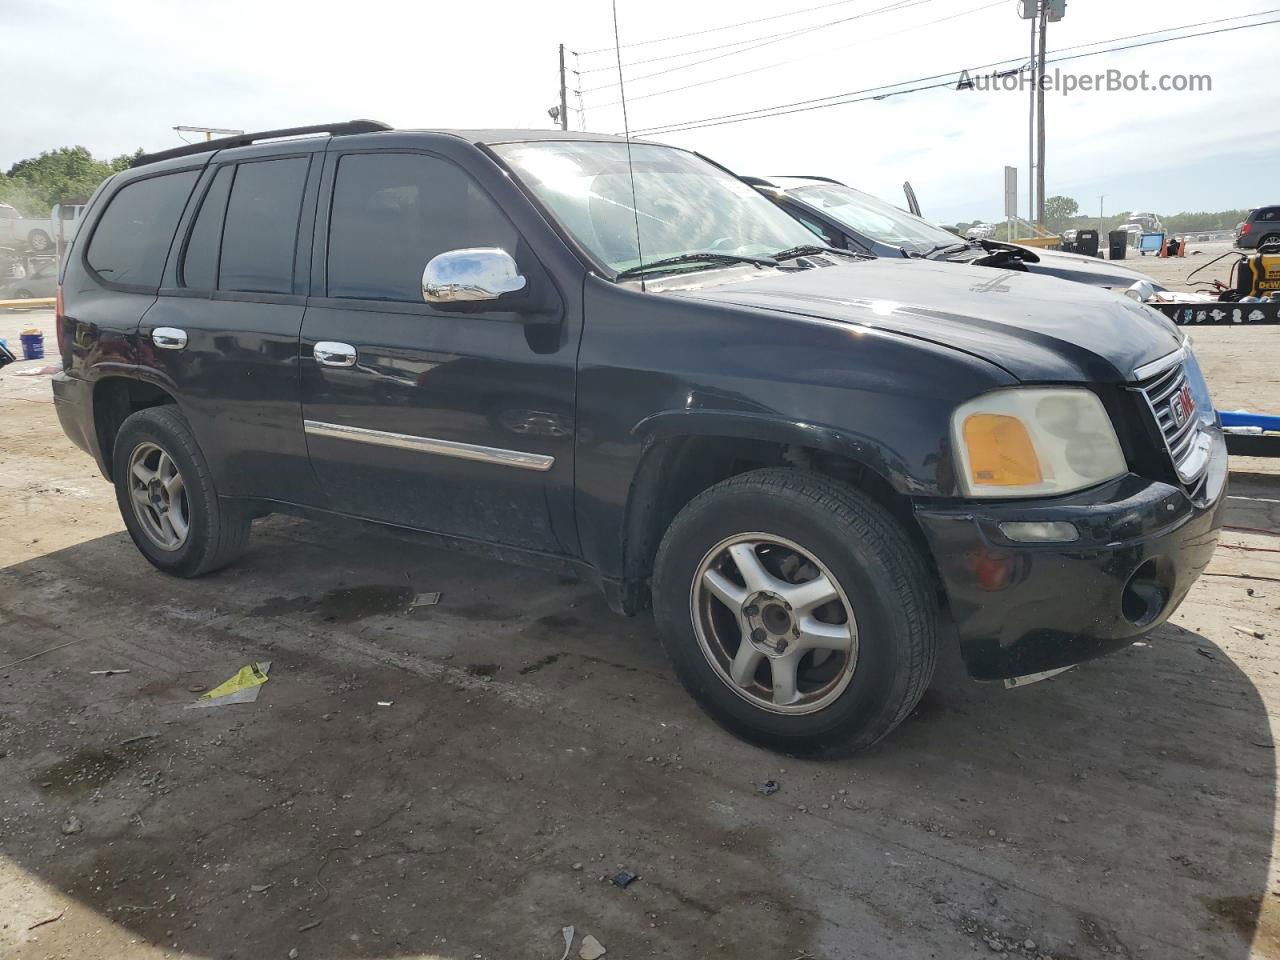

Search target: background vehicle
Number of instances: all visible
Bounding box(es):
[52,122,1226,755]
[0,246,26,284]
[0,203,55,253]
[0,257,58,299]
[1236,206,1280,250]
[750,176,1163,290]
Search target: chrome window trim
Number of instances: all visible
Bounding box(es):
[303,420,554,472]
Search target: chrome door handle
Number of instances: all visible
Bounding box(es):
[152,327,187,350]
[314,341,357,367]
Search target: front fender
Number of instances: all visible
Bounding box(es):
[632,408,917,494]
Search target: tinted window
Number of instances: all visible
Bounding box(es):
[181,165,233,289]
[218,157,308,294]
[85,171,197,287]
[327,153,518,301]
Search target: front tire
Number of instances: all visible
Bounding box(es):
[652,469,937,756]
[112,406,250,577]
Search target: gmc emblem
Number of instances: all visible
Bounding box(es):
[1169,382,1195,429]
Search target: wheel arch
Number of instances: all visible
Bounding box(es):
[615,410,929,614]
[91,375,180,481]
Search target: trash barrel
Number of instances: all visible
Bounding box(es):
[1108,230,1129,260]
[1076,230,1099,258]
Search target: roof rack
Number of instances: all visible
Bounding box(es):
[132,120,392,168]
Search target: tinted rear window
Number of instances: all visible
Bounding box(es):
[218,157,309,294]
[86,171,197,287]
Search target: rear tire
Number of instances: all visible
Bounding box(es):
[1259,233,1280,251]
[27,229,51,252]
[112,406,250,577]
[652,468,937,756]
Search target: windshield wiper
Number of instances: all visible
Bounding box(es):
[614,252,778,280]
[771,244,863,262]
[915,241,974,260]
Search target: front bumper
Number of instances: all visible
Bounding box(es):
[914,429,1228,681]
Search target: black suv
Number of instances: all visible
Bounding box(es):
[52,121,1227,754]
[1237,206,1280,250]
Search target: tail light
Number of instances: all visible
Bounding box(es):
[55,285,67,360]
[1241,223,1252,235]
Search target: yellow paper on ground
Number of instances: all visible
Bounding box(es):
[185,662,271,709]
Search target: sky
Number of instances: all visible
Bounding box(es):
[2,0,1278,225]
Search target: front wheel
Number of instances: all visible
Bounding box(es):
[652,469,937,756]
[112,406,250,577]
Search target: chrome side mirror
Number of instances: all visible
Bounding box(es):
[422,248,527,304]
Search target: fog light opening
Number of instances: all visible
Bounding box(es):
[1121,559,1169,627]
[998,520,1079,543]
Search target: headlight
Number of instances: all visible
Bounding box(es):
[952,388,1127,498]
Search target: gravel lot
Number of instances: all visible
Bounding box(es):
[2,262,1278,960]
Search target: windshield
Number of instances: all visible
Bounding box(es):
[788,184,961,254]
[493,141,818,275]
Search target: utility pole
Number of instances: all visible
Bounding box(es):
[558,44,570,131]
[1035,0,1048,226]
[1098,195,1105,235]
[1028,13,1036,226]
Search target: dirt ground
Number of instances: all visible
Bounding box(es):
[2,258,1280,960]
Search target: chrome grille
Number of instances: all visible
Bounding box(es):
[1132,358,1208,484]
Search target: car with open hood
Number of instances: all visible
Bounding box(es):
[749,175,1164,294]
[51,124,1225,754]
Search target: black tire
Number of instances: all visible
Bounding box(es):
[1259,234,1280,251]
[652,468,937,756]
[27,230,51,252]
[112,406,250,577]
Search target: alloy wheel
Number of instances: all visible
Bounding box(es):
[690,533,859,715]
[127,442,190,551]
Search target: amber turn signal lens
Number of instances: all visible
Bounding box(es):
[962,414,1043,486]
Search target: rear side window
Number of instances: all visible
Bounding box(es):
[181,165,233,289]
[217,157,309,294]
[86,171,197,287]
[1258,208,1280,222]
[326,152,518,302]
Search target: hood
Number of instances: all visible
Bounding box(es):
[1010,244,1162,290]
[658,258,1183,383]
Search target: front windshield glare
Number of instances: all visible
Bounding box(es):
[493,141,819,275]
[790,184,960,252]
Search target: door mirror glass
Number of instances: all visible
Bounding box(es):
[422,248,526,304]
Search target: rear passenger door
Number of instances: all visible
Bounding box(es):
[298,148,576,553]
[143,141,324,505]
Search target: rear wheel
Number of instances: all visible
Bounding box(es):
[1259,233,1280,251]
[27,229,51,252]
[652,469,937,756]
[112,406,250,577]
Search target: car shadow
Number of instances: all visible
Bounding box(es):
[0,510,1274,959]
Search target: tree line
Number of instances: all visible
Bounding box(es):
[0,146,142,216]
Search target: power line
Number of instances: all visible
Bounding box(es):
[584,0,1005,110]
[576,0,886,56]
[577,0,937,94]
[631,12,1280,136]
